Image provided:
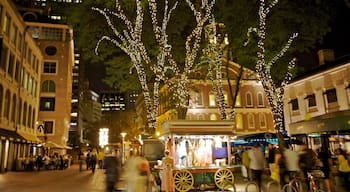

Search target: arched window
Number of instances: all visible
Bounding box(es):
[32,109,36,129]
[248,113,255,129]
[259,113,267,128]
[235,93,241,107]
[28,105,32,127]
[257,92,264,107]
[41,80,56,92]
[235,114,243,130]
[18,99,22,125]
[246,92,253,107]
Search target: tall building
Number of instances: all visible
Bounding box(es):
[0,0,43,172]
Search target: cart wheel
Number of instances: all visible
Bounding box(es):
[174,170,194,192]
[214,168,234,190]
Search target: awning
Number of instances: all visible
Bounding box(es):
[44,141,64,148]
[17,131,41,143]
[0,128,24,142]
[289,112,350,135]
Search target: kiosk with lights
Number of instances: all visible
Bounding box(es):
[158,120,237,192]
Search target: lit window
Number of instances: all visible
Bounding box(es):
[40,97,55,111]
[209,93,216,106]
[235,114,243,130]
[2,15,10,34]
[259,113,266,128]
[210,114,217,120]
[248,114,255,129]
[257,92,264,106]
[43,61,57,73]
[246,92,253,106]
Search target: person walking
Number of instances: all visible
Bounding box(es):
[104,155,119,192]
[317,147,333,192]
[248,143,265,192]
[267,144,276,177]
[283,145,299,184]
[241,147,250,181]
[298,143,315,191]
[160,150,174,192]
[98,150,105,169]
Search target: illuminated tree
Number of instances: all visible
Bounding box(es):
[249,0,298,136]
[93,0,215,129]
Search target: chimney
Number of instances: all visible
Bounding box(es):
[317,49,334,65]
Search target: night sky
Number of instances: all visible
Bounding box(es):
[86,2,350,92]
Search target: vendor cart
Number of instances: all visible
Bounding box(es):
[159,120,236,192]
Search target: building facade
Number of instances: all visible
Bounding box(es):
[284,52,350,151]
[0,0,43,172]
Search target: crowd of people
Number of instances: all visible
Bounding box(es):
[239,143,350,192]
[21,154,72,171]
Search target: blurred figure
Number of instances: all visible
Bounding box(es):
[78,151,83,172]
[98,150,105,169]
[267,144,276,176]
[317,147,333,192]
[104,155,120,192]
[338,152,350,191]
[248,143,265,192]
[90,154,97,173]
[283,145,299,184]
[241,147,250,181]
[125,151,150,192]
[298,143,315,190]
[160,150,174,192]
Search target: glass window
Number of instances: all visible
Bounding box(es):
[40,97,55,111]
[44,121,54,134]
[259,113,266,128]
[8,53,15,77]
[23,102,27,126]
[10,25,18,45]
[209,93,216,106]
[43,61,57,73]
[246,92,253,106]
[2,15,10,34]
[41,80,56,92]
[11,94,16,122]
[235,93,241,107]
[248,114,255,129]
[306,94,317,107]
[290,99,299,111]
[0,46,9,71]
[4,90,10,120]
[235,114,243,130]
[325,89,337,103]
[0,85,3,118]
[257,92,264,106]
[210,114,217,120]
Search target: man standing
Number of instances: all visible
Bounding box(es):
[248,143,265,192]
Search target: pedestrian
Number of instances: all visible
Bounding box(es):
[78,152,83,172]
[317,147,333,192]
[267,144,276,176]
[160,150,174,192]
[338,152,350,191]
[98,150,105,169]
[86,152,91,170]
[104,155,119,192]
[248,143,265,192]
[90,154,97,173]
[125,151,150,192]
[241,147,250,181]
[298,143,315,191]
[283,145,299,184]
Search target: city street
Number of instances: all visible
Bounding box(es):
[0,164,346,192]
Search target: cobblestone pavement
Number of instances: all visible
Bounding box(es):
[0,164,347,192]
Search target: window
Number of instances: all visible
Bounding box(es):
[40,97,55,111]
[45,46,57,56]
[4,90,10,120]
[44,121,54,134]
[246,92,253,106]
[235,93,241,107]
[27,106,32,127]
[248,113,255,129]
[2,15,10,34]
[190,91,203,106]
[210,114,217,120]
[11,94,16,122]
[8,53,15,77]
[209,93,216,106]
[15,60,20,82]
[10,25,17,45]
[325,88,337,103]
[235,114,243,130]
[42,80,56,92]
[22,102,27,126]
[43,61,57,73]
[290,99,299,111]
[305,94,316,108]
[259,113,266,128]
[0,85,3,119]
[0,46,9,71]
[257,92,264,106]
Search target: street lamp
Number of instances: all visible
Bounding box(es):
[120,132,127,165]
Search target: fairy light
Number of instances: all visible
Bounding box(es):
[93,0,215,129]
[252,0,298,134]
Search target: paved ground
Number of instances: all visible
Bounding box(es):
[0,164,346,192]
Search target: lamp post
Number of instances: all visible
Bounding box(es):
[120,132,127,165]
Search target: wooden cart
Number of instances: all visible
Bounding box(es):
[159,120,236,192]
